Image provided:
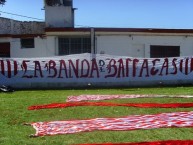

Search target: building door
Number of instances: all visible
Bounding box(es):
[0,42,10,57]
[130,44,145,57]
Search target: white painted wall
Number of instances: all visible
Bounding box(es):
[10,37,56,58]
[46,36,57,56]
[96,35,193,57]
[2,34,193,58]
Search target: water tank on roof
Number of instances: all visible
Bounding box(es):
[45,0,60,6]
[45,0,72,6]
[63,0,72,6]
[45,0,74,27]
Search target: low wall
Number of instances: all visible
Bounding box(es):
[0,17,45,34]
[0,53,193,89]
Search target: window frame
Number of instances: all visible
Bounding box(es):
[58,36,91,55]
[21,38,35,49]
[150,45,180,58]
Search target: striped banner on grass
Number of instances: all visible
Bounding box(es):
[66,94,193,102]
[29,111,193,136]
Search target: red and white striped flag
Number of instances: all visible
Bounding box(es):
[30,111,193,137]
[67,94,193,102]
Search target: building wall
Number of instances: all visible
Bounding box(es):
[96,35,193,57]
[0,17,45,35]
[46,36,57,56]
[1,36,60,58]
[11,38,44,58]
[1,34,193,58]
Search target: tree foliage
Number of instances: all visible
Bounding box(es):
[0,0,6,5]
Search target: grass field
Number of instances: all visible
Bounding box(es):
[1,87,193,145]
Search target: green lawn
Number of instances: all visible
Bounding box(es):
[1,87,193,145]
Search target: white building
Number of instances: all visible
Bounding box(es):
[1,0,193,88]
[0,0,193,59]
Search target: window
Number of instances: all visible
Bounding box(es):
[150,45,180,58]
[58,37,91,55]
[0,43,10,57]
[21,38,34,48]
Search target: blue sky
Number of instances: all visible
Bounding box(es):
[0,0,193,29]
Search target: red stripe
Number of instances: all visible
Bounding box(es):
[28,102,193,110]
[0,60,5,75]
[77,140,193,145]
[14,61,18,76]
[179,59,183,73]
[185,58,189,75]
[7,60,11,78]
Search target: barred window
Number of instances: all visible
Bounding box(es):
[150,45,180,58]
[58,37,91,55]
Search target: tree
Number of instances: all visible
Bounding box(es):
[0,0,6,5]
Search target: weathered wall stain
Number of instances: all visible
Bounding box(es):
[0,17,45,34]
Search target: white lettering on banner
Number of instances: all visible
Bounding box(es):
[0,54,193,84]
